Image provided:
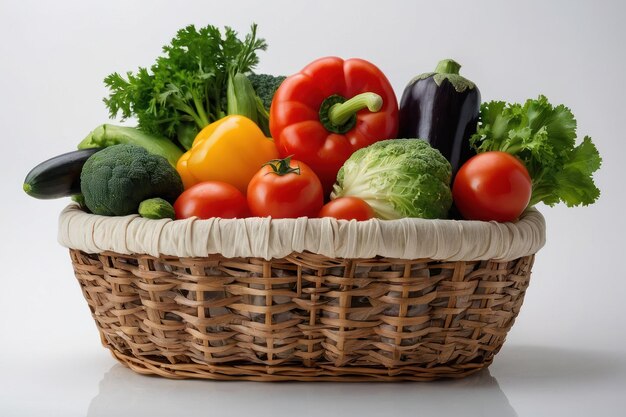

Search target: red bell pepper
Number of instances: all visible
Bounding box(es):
[269,56,399,195]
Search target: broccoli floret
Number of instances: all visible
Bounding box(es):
[332,139,452,219]
[247,74,286,110]
[80,144,183,216]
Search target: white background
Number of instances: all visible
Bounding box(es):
[1,0,625,416]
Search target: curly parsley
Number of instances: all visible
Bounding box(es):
[103,24,267,150]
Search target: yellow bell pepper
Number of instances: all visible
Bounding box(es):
[176,115,279,193]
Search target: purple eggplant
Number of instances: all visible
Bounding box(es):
[398,59,480,176]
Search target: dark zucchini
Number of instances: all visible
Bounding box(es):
[23,148,102,199]
[398,59,481,177]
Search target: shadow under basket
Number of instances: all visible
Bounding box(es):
[69,249,535,382]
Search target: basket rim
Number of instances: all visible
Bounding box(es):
[58,204,545,261]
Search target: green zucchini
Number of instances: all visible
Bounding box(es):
[23,148,102,199]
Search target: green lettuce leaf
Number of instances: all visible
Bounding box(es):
[470,95,601,208]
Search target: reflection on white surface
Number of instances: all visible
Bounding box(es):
[83,345,626,417]
[492,344,622,383]
[2,344,625,416]
[87,363,517,417]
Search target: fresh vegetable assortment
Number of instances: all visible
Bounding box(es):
[23,23,602,224]
[270,56,399,194]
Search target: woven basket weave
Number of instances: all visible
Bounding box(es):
[62,206,544,381]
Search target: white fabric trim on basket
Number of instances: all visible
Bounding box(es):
[58,204,546,261]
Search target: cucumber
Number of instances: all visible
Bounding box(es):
[138,198,176,219]
[23,148,102,199]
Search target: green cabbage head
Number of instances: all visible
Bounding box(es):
[331,139,452,219]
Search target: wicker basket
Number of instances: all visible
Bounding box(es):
[60,205,545,381]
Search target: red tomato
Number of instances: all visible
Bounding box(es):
[247,158,324,218]
[319,197,375,221]
[174,181,249,219]
[452,151,532,222]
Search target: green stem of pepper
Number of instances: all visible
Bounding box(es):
[328,92,383,126]
[319,92,383,134]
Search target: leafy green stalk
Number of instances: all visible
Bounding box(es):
[227,72,259,124]
[470,95,601,208]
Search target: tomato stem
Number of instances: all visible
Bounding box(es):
[263,156,301,176]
